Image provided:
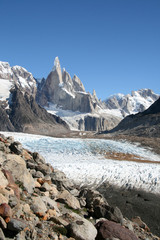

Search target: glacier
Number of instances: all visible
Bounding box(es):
[1,132,160,194]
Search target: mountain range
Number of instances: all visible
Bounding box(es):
[0,58,159,135]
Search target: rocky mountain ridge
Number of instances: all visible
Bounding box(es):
[0,62,37,97]
[0,87,69,135]
[106,97,160,137]
[0,59,159,133]
[36,57,100,113]
[104,89,159,118]
[0,133,159,239]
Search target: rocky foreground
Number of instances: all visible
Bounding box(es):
[0,134,159,240]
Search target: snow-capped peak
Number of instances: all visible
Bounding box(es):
[104,89,159,118]
[52,56,61,71]
[0,61,12,79]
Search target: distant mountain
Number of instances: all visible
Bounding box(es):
[36,57,100,113]
[0,61,37,97]
[107,97,160,137]
[0,62,69,135]
[0,59,159,133]
[103,89,159,118]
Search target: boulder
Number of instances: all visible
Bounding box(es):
[30,196,47,216]
[41,196,60,215]
[0,203,12,219]
[0,172,8,188]
[3,154,35,193]
[57,190,80,210]
[67,212,97,240]
[95,220,138,240]
[51,169,73,190]
[9,141,23,155]
[35,164,52,176]
[7,218,28,233]
[2,169,20,199]
[94,205,123,224]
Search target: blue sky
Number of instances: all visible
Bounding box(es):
[0,0,160,100]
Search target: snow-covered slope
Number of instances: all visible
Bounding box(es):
[45,103,121,131]
[104,89,159,118]
[0,61,37,102]
[0,79,13,101]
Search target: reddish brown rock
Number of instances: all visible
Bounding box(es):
[95,220,138,240]
[2,169,20,199]
[0,203,12,221]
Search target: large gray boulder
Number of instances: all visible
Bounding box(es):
[67,212,97,240]
[3,154,35,193]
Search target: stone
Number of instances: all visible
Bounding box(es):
[9,141,23,155]
[50,185,59,199]
[0,152,5,165]
[22,149,32,161]
[0,228,5,240]
[32,152,45,164]
[41,196,60,215]
[36,164,52,176]
[0,216,7,229]
[26,161,37,169]
[8,195,19,208]
[51,169,73,190]
[57,190,80,210]
[43,209,57,220]
[30,196,47,216]
[70,189,79,197]
[94,205,123,223]
[79,188,107,209]
[35,181,41,188]
[49,215,68,226]
[33,171,44,178]
[0,203,12,219]
[95,220,138,240]
[0,171,8,188]
[22,204,31,215]
[3,154,35,193]
[67,212,97,240]
[0,194,8,205]
[7,218,28,232]
[2,169,20,199]
[0,187,14,199]
[40,182,51,192]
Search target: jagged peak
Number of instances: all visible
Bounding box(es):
[12,65,29,74]
[93,89,97,97]
[52,56,61,71]
[72,74,81,83]
[0,61,10,67]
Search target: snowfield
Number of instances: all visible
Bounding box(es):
[0,79,13,101]
[1,132,160,194]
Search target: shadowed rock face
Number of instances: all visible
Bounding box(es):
[0,105,15,132]
[0,88,69,136]
[108,97,160,137]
